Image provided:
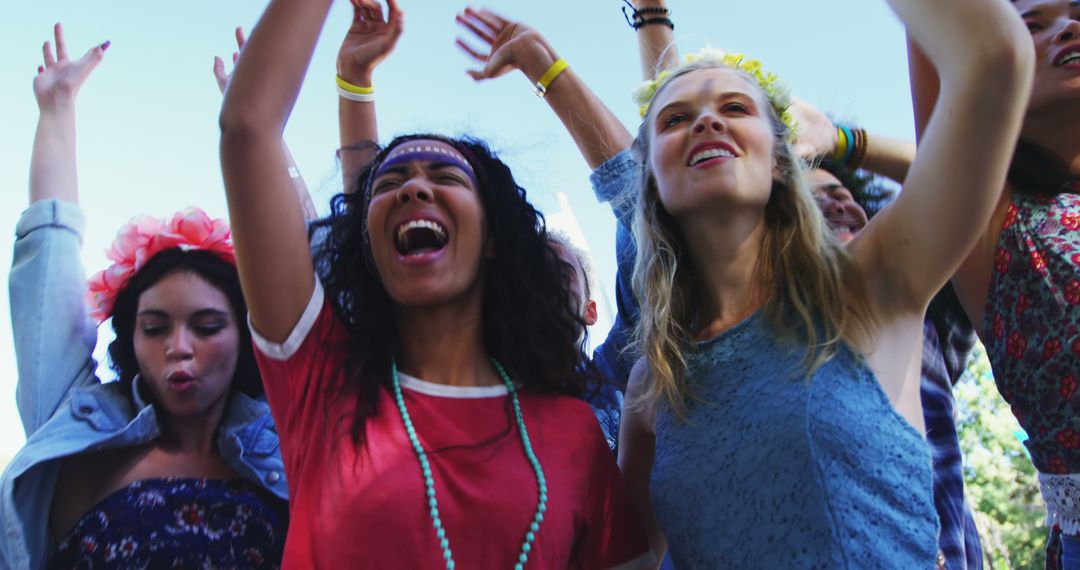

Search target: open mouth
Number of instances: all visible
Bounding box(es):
[167,372,196,392]
[1055,46,1080,67]
[396,219,449,256]
[688,147,735,166]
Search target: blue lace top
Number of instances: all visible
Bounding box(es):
[47,478,287,569]
[651,312,938,567]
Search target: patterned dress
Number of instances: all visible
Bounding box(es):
[47,478,287,569]
[983,191,1080,568]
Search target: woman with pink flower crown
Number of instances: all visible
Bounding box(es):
[0,25,303,569]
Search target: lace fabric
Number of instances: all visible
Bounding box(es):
[1041,472,1080,536]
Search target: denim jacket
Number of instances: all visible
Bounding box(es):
[584,150,641,452]
[1,200,287,570]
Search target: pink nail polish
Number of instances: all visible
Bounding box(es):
[101,40,111,51]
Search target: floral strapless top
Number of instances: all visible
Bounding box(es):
[47,477,287,569]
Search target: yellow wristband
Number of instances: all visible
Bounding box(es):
[831,126,848,163]
[336,75,375,95]
[534,58,569,98]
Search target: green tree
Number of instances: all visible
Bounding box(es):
[956,344,1047,569]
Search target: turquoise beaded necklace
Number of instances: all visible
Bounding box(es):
[391,358,548,570]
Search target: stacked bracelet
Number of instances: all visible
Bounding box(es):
[833,124,869,170]
[832,127,850,164]
[848,127,868,170]
[336,75,375,103]
[534,58,570,98]
[622,0,674,30]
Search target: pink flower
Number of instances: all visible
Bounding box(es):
[85,208,235,322]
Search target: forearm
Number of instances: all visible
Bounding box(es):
[29,103,78,204]
[338,84,378,193]
[517,36,631,170]
[861,132,916,184]
[633,0,677,80]
[219,0,333,137]
[907,40,938,142]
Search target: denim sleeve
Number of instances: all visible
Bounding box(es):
[589,150,643,389]
[588,149,640,230]
[9,200,99,437]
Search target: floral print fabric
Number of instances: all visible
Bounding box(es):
[985,192,1080,475]
[47,478,287,569]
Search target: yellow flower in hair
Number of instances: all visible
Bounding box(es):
[633,47,797,140]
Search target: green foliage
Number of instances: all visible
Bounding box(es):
[956,344,1047,569]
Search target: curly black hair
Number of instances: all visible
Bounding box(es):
[107,248,262,398]
[310,134,593,444]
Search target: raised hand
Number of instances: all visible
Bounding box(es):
[337,0,404,84]
[455,8,552,82]
[213,27,247,95]
[788,99,838,161]
[33,23,108,112]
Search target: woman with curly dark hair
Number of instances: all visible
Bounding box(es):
[218,1,651,568]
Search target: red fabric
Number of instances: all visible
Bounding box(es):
[254,296,650,569]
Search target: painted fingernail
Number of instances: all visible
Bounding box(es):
[101,40,111,51]
[38,66,44,73]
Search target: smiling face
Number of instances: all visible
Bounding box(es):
[809,168,868,243]
[1015,0,1080,113]
[365,139,488,308]
[647,67,778,218]
[133,271,239,420]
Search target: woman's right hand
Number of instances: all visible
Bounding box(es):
[337,0,404,86]
[33,23,108,113]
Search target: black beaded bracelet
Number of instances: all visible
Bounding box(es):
[633,17,674,30]
[622,0,672,30]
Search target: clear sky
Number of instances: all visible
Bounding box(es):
[0,0,915,462]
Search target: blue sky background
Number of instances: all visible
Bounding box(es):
[0,1,915,462]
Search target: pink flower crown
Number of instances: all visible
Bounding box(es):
[86,207,236,323]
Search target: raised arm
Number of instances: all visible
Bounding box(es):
[851,0,1033,316]
[219,0,331,342]
[29,24,106,205]
[628,0,678,80]
[13,24,107,435]
[456,9,631,170]
[337,0,403,191]
[214,26,318,220]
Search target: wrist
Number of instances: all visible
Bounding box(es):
[336,61,375,87]
[519,37,560,84]
[37,96,78,116]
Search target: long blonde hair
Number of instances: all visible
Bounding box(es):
[631,62,874,418]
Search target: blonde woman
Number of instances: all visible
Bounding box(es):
[616,0,1034,566]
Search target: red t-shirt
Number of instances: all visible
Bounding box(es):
[252,283,653,569]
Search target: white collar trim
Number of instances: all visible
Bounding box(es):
[398,372,509,399]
